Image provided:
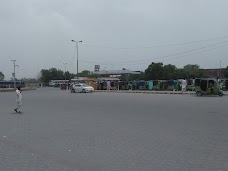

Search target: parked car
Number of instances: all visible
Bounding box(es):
[71,83,94,93]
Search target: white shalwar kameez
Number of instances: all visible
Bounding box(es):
[16,89,22,112]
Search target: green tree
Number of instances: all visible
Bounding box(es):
[183,64,205,78]
[78,70,90,77]
[78,70,99,78]
[40,68,70,83]
[0,71,4,80]
[49,68,64,80]
[40,69,51,83]
[145,62,164,80]
[163,64,177,80]
[183,64,200,71]
[119,72,144,81]
[174,69,188,79]
[224,66,228,78]
[65,71,75,80]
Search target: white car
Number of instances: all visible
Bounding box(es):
[71,83,94,93]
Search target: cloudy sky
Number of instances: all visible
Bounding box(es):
[0,0,228,79]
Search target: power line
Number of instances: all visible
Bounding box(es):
[103,42,228,69]
[82,35,228,50]
[79,40,228,65]
[146,40,228,63]
[115,42,228,66]
[163,42,228,62]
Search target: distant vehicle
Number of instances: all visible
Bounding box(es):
[49,80,69,87]
[60,84,67,90]
[71,83,94,93]
[0,81,25,88]
[152,80,161,90]
[186,79,195,91]
[223,79,228,90]
[219,79,228,90]
[167,80,176,91]
[194,78,223,96]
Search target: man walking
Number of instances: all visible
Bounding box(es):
[181,79,187,92]
[107,80,111,90]
[15,87,22,113]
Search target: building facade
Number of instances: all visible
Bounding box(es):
[202,68,225,79]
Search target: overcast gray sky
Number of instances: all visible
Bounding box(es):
[0,0,228,79]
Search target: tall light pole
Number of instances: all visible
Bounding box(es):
[63,62,67,81]
[220,61,222,79]
[11,60,19,89]
[71,40,82,80]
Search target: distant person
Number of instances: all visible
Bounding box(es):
[107,81,111,90]
[15,87,22,113]
[181,79,187,92]
[70,83,74,93]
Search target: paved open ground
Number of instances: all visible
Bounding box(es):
[0,88,228,171]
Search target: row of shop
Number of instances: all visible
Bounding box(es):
[94,79,228,91]
[50,78,228,91]
[96,79,195,91]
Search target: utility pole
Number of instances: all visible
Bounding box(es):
[71,40,82,80]
[220,61,222,79]
[11,60,19,89]
[63,62,67,81]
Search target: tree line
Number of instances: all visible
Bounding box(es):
[37,64,228,83]
[39,68,99,83]
[120,63,228,81]
[39,68,75,83]
[1,63,228,82]
[144,63,205,80]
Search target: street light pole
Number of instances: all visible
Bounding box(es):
[11,60,19,89]
[71,40,82,80]
[63,62,67,81]
[220,61,222,79]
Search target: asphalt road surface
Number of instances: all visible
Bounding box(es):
[0,87,228,171]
